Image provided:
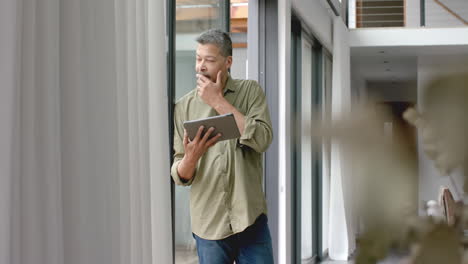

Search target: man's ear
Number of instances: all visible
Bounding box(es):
[225,56,233,70]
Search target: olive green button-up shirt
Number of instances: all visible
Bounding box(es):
[171,76,273,240]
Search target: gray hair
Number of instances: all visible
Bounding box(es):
[196,29,232,57]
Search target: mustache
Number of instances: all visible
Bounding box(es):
[196,73,211,79]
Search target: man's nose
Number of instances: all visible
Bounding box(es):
[198,62,207,72]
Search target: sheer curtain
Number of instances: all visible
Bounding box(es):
[0,0,172,263]
[328,16,356,261]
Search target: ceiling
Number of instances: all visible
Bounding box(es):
[351,45,468,82]
[352,55,417,82]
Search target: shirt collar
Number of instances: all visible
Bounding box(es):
[223,74,236,94]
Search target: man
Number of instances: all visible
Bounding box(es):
[171,29,274,264]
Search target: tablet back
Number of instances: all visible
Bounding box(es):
[183,113,240,142]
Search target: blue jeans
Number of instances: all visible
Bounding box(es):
[193,214,274,264]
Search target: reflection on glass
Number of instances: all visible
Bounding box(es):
[175,0,222,100]
[301,38,314,262]
[174,1,223,263]
[321,53,333,255]
[230,0,248,79]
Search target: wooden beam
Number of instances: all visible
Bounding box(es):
[231,18,248,33]
[233,42,247,48]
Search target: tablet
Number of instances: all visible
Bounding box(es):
[183,113,240,142]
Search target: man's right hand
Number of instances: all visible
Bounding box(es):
[177,126,221,181]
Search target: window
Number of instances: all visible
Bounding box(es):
[291,19,325,263]
[170,1,230,263]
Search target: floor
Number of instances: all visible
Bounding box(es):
[320,261,354,264]
[175,250,405,264]
[320,255,407,264]
[175,246,198,264]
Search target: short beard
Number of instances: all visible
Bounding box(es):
[197,72,214,81]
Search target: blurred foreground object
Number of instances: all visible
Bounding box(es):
[403,73,468,264]
[316,73,468,263]
[403,73,468,178]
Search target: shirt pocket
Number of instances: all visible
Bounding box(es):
[211,151,228,175]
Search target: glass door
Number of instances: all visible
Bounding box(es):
[300,35,314,263]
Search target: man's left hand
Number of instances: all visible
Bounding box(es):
[197,71,225,108]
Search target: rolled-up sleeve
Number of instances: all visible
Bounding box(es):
[171,104,194,186]
[238,81,273,153]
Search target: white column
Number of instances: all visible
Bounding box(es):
[328,16,355,261]
[278,0,292,263]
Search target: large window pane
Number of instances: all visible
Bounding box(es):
[174,1,226,263]
[321,52,333,256]
[301,36,314,262]
[175,0,224,100]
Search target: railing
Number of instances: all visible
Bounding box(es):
[356,0,405,28]
[349,0,468,28]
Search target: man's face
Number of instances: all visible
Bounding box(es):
[195,43,232,83]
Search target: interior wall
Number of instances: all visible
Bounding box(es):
[405,0,421,27]
[350,72,366,104]
[425,0,468,27]
[417,54,468,213]
[231,47,247,79]
[366,81,417,102]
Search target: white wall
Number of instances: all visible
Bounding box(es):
[425,0,468,27]
[406,0,421,27]
[350,70,366,103]
[417,55,468,212]
[349,27,468,48]
[231,47,247,79]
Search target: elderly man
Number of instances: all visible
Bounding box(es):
[170,29,274,263]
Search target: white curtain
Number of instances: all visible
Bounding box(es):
[328,16,356,261]
[0,0,172,263]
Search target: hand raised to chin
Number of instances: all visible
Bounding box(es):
[197,71,226,108]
